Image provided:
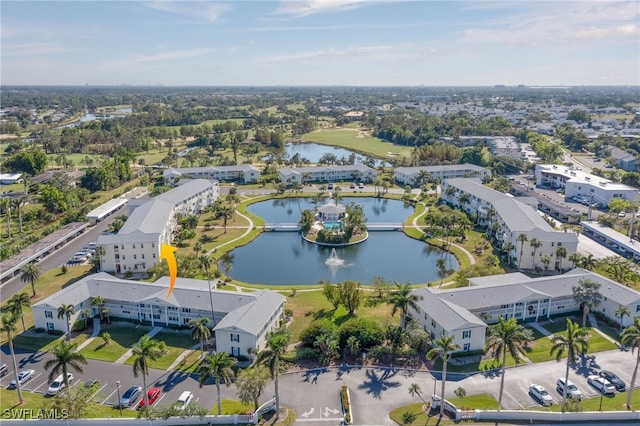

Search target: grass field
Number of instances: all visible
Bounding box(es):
[124,331,195,370]
[79,327,149,362]
[301,128,412,160]
[389,393,500,426]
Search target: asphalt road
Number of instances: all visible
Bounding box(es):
[2,343,636,425]
[0,205,125,304]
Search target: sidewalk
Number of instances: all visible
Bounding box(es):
[114,326,164,364]
[75,317,102,351]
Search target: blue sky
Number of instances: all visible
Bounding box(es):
[2,1,639,86]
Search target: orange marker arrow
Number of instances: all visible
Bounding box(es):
[160,243,178,297]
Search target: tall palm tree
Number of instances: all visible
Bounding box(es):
[20,262,41,297]
[1,197,11,238]
[7,292,30,332]
[257,328,290,416]
[484,317,532,411]
[219,206,233,233]
[91,296,105,320]
[436,258,447,288]
[517,233,528,269]
[132,335,168,412]
[12,197,27,234]
[198,255,216,325]
[556,246,568,272]
[580,253,597,271]
[621,317,640,410]
[550,319,590,412]
[79,308,92,329]
[1,313,23,404]
[44,341,88,406]
[529,238,542,270]
[197,352,237,415]
[189,317,211,359]
[426,335,460,418]
[572,278,603,327]
[568,252,582,269]
[57,304,75,341]
[615,305,631,330]
[388,282,423,329]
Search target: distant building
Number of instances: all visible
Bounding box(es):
[442,136,521,160]
[279,165,377,184]
[409,269,640,353]
[98,179,219,275]
[442,178,578,270]
[394,164,491,186]
[604,146,637,172]
[32,272,285,358]
[0,173,22,185]
[163,165,260,185]
[535,164,638,205]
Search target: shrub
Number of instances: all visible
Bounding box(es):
[300,320,336,348]
[338,317,384,351]
[60,265,68,274]
[401,411,418,425]
[72,320,85,331]
[47,329,65,336]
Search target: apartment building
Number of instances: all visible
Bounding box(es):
[163,165,261,185]
[394,164,491,186]
[278,165,377,184]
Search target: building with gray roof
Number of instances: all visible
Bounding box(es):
[163,165,260,185]
[394,164,491,186]
[442,178,578,270]
[97,179,219,275]
[409,269,640,352]
[279,165,377,184]
[32,272,285,358]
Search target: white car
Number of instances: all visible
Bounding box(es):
[529,384,553,406]
[175,391,193,410]
[10,369,35,388]
[556,377,583,400]
[588,375,616,395]
[47,373,74,396]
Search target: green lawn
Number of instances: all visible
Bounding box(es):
[216,399,254,415]
[524,324,617,363]
[389,393,500,426]
[174,349,203,373]
[0,388,138,418]
[4,335,61,352]
[125,331,195,370]
[543,389,640,412]
[432,352,519,374]
[302,128,412,160]
[79,327,149,362]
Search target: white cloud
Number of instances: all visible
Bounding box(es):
[144,1,231,23]
[2,42,74,57]
[272,0,373,17]
[100,48,212,69]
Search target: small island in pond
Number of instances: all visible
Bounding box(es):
[300,200,368,246]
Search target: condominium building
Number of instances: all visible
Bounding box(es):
[442,178,578,270]
[278,165,377,184]
[98,179,219,274]
[394,164,491,186]
[163,165,261,185]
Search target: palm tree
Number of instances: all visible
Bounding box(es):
[12,197,27,234]
[197,352,237,415]
[556,246,567,272]
[568,252,582,269]
[388,282,423,329]
[1,197,11,238]
[189,317,211,359]
[80,308,92,329]
[540,254,551,275]
[615,305,631,330]
[20,262,41,297]
[484,317,532,411]
[426,335,460,418]
[436,258,447,288]
[549,319,590,412]
[408,382,428,405]
[219,206,233,233]
[44,341,88,406]
[7,292,30,332]
[257,328,290,416]
[529,238,542,270]
[502,241,514,265]
[1,313,23,404]
[621,317,640,410]
[57,304,75,341]
[572,278,603,327]
[132,335,168,411]
[91,296,105,320]
[580,253,597,271]
[198,255,216,325]
[517,233,528,269]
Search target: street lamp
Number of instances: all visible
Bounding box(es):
[599,388,604,412]
[116,381,122,416]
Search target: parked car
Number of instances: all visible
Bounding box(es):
[587,375,616,395]
[10,369,35,388]
[349,183,355,189]
[0,363,7,377]
[327,183,334,190]
[556,377,583,400]
[47,373,74,396]
[599,370,627,391]
[119,386,142,407]
[529,384,553,406]
[358,183,365,189]
[138,387,161,408]
[84,378,100,387]
[175,391,193,411]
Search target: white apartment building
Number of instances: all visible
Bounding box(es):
[409,269,640,352]
[442,178,578,270]
[163,165,261,185]
[394,164,491,186]
[535,164,638,205]
[98,179,219,275]
[32,273,285,358]
[279,165,377,184]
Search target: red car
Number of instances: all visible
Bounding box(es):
[138,387,161,408]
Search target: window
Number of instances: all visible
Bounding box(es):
[463,343,470,351]
[431,320,436,328]
[47,322,54,331]
[133,255,137,260]
[132,244,136,249]
[462,330,471,339]
[231,347,241,356]
[122,255,125,260]
[45,311,53,318]
[230,334,240,342]
[122,310,130,314]
[152,243,155,248]
[140,244,144,249]
[169,316,178,322]
[141,254,145,259]
[152,253,156,259]
[121,245,124,249]
[182,308,191,313]
[636,305,640,312]
[152,314,160,320]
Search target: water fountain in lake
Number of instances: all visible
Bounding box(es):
[325,248,345,266]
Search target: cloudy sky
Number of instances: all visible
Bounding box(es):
[2,0,639,86]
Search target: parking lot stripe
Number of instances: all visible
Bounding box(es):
[154,393,167,406]
[91,383,108,401]
[101,388,118,405]
[31,376,48,393]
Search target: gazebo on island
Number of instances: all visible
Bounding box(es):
[300,202,367,246]
[317,203,346,222]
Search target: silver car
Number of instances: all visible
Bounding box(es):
[119,386,142,407]
[10,369,35,388]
